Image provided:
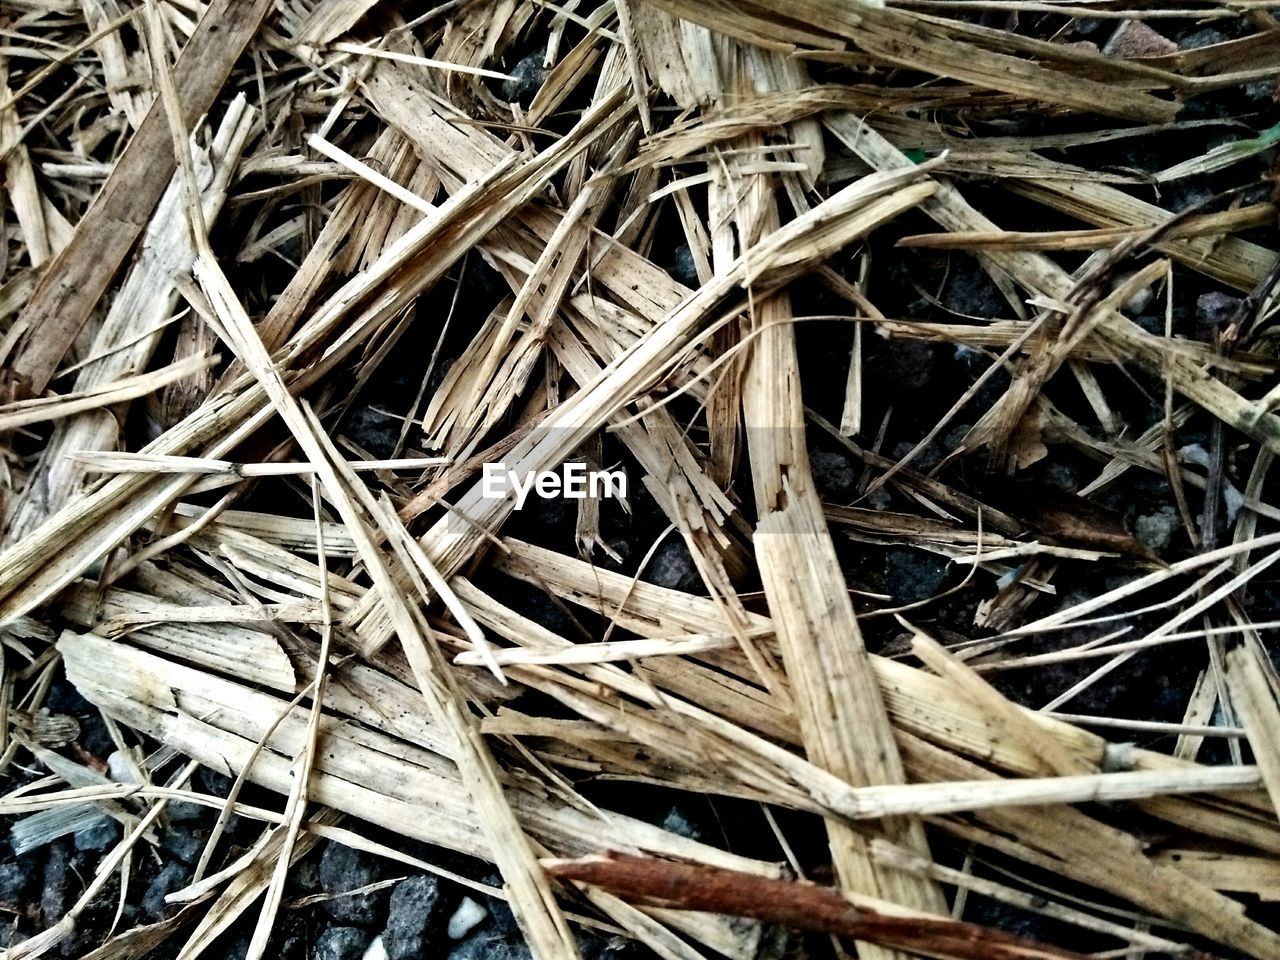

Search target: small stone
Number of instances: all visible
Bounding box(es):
[161,826,203,864]
[501,52,547,105]
[315,927,371,960]
[1244,79,1279,104]
[643,538,699,591]
[73,818,121,852]
[942,262,1005,320]
[1196,291,1241,340]
[1041,461,1080,493]
[861,485,893,512]
[142,861,189,918]
[382,875,442,960]
[1134,313,1165,336]
[884,548,950,603]
[1114,271,1153,315]
[40,842,71,924]
[1070,17,1107,38]
[106,750,137,784]
[197,766,234,797]
[810,449,858,501]
[319,841,385,924]
[294,858,322,893]
[1179,27,1228,49]
[479,875,519,937]
[346,406,399,460]
[166,800,205,824]
[942,423,972,454]
[1135,507,1180,553]
[669,245,699,288]
[891,440,942,473]
[0,861,30,905]
[1104,20,1177,58]
[660,806,702,842]
[1166,182,1214,214]
[447,897,487,940]
[448,931,533,960]
[877,341,936,392]
[363,938,389,960]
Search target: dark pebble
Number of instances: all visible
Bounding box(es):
[660,806,702,842]
[293,858,322,893]
[319,841,385,925]
[501,52,547,105]
[479,874,519,937]
[142,860,189,919]
[0,861,30,906]
[346,406,400,460]
[669,244,699,288]
[1135,507,1180,553]
[73,818,121,853]
[942,261,1006,319]
[642,538,699,591]
[876,341,936,391]
[1178,27,1228,49]
[448,930,533,960]
[314,926,371,960]
[1163,181,1213,214]
[891,440,942,473]
[1196,291,1241,340]
[166,800,205,824]
[40,841,71,924]
[1244,79,1278,104]
[197,767,234,798]
[884,548,950,603]
[810,449,858,501]
[383,875,443,960]
[161,826,204,864]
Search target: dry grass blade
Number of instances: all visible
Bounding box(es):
[0,0,277,398]
[545,852,1094,960]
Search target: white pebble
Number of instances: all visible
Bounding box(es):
[448,896,488,939]
[106,750,137,784]
[1224,481,1244,527]
[362,936,388,960]
[1115,271,1153,315]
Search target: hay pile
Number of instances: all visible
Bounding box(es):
[1,0,1280,958]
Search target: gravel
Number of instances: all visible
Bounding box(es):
[942,260,1006,319]
[1196,291,1241,340]
[318,841,386,925]
[141,860,189,919]
[161,826,204,864]
[642,538,699,591]
[884,548,951,603]
[0,861,30,906]
[447,897,487,940]
[314,926,372,960]
[382,875,443,960]
[448,930,533,960]
[73,818,120,852]
[40,842,71,925]
[1135,506,1181,553]
[501,51,547,105]
[660,806,702,842]
[810,449,858,501]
